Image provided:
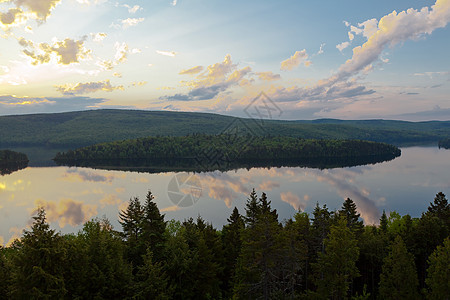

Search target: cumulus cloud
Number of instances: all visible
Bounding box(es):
[259,180,280,191]
[179,66,204,75]
[256,71,281,81]
[336,41,350,52]
[280,50,311,71]
[64,168,116,183]
[280,191,308,211]
[130,81,147,87]
[0,95,108,115]
[34,198,97,228]
[19,37,91,65]
[328,0,450,88]
[55,80,124,95]
[156,50,177,57]
[0,0,62,27]
[92,32,107,42]
[121,17,144,29]
[123,4,142,14]
[165,54,252,101]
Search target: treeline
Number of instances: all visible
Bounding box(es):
[1,109,450,148]
[438,138,450,149]
[0,150,29,176]
[53,135,401,171]
[1,191,448,299]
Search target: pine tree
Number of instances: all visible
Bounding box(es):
[234,191,283,299]
[142,190,166,261]
[119,196,145,268]
[134,249,173,300]
[425,237,450,300]
[0,246,10,299]
[339,198,364,236]
[379,235,419,299]
[222,207,245,297]
[427,192,450,231]
[379,210,388,233]
[311,216,360,299]
[244,188,260,227]
[10,208,67,299]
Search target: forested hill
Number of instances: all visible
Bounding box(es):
[53,135,401,172]
[1,109,450,148]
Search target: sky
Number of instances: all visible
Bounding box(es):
[0,0,449,120]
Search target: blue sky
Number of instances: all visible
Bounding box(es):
[0,0,449,120]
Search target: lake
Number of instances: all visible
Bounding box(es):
[1,146,449,246]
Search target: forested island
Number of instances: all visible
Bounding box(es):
[0,150,29,175]
[0,191,448,299]
[438,138,450,149]
[53,135,401,172]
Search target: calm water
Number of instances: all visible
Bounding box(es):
[1,146,449,246]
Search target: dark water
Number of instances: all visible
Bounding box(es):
[1,146,449,246]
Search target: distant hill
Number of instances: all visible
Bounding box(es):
[1,109,449,149]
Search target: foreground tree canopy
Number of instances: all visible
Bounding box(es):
[53,135,401,172]
[0,191,448,299]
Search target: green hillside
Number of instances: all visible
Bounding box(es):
[1,109,449,149]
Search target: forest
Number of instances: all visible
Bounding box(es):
[438,138,450,149]
[1,109,449,148]
[0,190,448,299]
[53,135,401,172]
[0,150,29,176]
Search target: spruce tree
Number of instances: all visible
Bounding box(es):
[379,235,419,299]
[10,208,67,299]
[339,198,364,236]
[425,237,450,300]
[142,190,166,261]
[244,188,260,227]
[311,216,360,299]
[222,207,245,297]
[0,246,10,299]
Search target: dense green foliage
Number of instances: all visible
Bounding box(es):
[1,191,448,299]
[0,150,29,175]
[1,109,450,149]
[438,138,450,149]
[53,135,401,172]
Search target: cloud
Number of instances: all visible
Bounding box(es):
[156,50,177,57]
[34,198,97,228]
[258,180,280,191]
[99,194,122,207]
[179,66,204,75]
[164,54,252,101]
[0,0,62,26]
[56,80,124,95]
[414,71,449,78]
[123,4,142,14]
[336,41,350,52]
[121,17,144,29]
[92,32,107,42]
[317,43,325,55]
[327,0,450,88]
[161,205,180,212]
[64,168,116,183]
[171,0,177,6]
[130,81,147,87]
[0,95,108,115]
[19,37,91,65]
[280,191,309,211]
[256,71,281,81]
[280,50,311,71]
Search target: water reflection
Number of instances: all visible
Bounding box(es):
[0,147,449,246]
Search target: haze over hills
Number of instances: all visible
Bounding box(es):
[1,110,450,151]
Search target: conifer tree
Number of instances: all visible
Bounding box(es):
[134,249,173,300]
[379,235,419,299]
[142,190,166,261]
[10,208,67,299]
[339,198,364,236]
[0,246,10,299]
[425,237,450,300]
[244,188,260,227]
[311,216,360,299]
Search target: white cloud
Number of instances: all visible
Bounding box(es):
[55,80,124,95]
[123,4,142,14]
[280,50,311,71]
[121,17,144,29]
[336,41,350,52]
[156,50,177,57]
